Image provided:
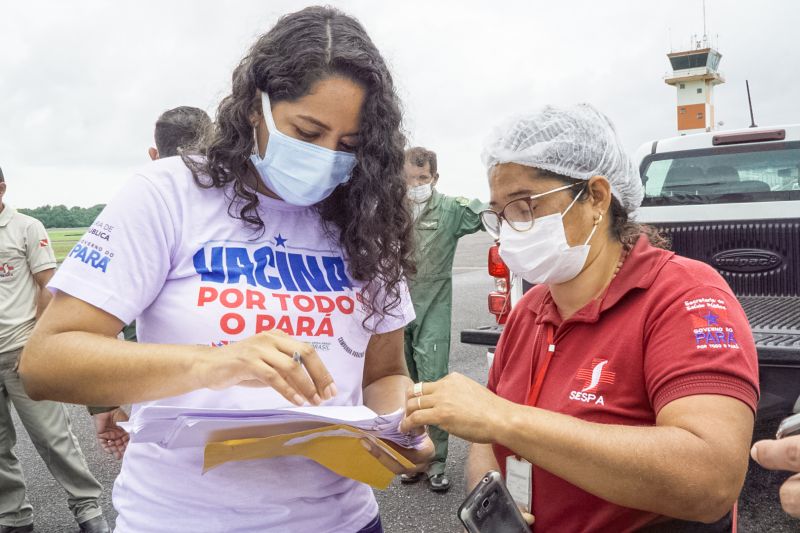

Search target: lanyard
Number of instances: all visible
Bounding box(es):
[525,324,555,407]
[508,323,556,512]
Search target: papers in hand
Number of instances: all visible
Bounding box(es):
[120,404,422,449]
[204,424,415,489]
[119,405,424,489]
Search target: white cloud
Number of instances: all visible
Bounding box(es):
[1,0,798,207]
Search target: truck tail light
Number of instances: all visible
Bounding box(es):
[488,292,509,316]
[487,244,511,323]
[488,246,509,278]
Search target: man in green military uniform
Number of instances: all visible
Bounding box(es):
[401,147,485,492]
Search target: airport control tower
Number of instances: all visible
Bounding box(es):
[665,36,725,135]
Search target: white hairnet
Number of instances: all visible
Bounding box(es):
[481,103,643,213]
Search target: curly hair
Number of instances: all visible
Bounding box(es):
[182,6,413,329]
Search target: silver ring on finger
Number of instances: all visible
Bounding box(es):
[413,382,424,397]
[292,351,303,366]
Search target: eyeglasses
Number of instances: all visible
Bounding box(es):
[480,182,584,239]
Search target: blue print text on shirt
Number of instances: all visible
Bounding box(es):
[68,243,111,273]
[192,245,352,292]
[193,244,363,339]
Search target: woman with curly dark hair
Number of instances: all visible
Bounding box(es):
[20,6,432,532]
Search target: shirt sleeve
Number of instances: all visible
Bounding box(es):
[365,279,416,334]
[487,293,529,393]
[48,174,176,325]
[643,285,760,414]
[454,197,486,239]
[24,220,56,274]
[487,334,504,393]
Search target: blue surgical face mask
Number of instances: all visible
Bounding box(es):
[249,90,357,206]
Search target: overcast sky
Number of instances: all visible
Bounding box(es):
[2,0,799,208]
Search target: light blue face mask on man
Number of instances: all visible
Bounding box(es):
[249,90,357,207]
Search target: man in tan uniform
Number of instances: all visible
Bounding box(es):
[0,168,110,533]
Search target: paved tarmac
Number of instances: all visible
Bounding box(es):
[7,232,799,532]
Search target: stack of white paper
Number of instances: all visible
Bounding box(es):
[119,405,425,449]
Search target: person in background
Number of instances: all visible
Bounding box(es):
[401,104,759,531]
[751,434,800,518]
[400,147,484,492]
[0,167,110,533]
[20,7,432,533]
[147,105,212,162]
[90,105,212,460]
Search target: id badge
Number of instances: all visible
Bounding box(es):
[505,456,532,511]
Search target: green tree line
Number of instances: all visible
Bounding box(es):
[19,204,105,228]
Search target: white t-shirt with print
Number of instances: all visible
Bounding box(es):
[49,156,414,533]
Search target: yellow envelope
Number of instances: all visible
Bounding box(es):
[203,424,415,490]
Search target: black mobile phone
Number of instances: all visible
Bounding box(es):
[776,413,800,439]
[458,470,530,533]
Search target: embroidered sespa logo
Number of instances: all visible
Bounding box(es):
[0,263,14,278]
[569,358,615,406]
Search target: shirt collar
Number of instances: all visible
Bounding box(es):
[0,205,16,227]
[416,190,441,220]
[427,189,442,209]
[528,235,675,326]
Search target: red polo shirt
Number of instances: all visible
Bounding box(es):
[488,236,759,532]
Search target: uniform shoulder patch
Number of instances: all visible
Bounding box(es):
[456,196,469,206]
[684,296,740,351]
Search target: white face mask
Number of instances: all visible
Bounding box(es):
[407,183,433,203]
[498,188,598,285]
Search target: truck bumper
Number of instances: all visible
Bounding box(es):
[460,324,504,347]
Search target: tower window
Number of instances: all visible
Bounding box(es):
[680,83,685,89]
[697,88,703,94]
[679,108,686,114]
[697,112,704,120]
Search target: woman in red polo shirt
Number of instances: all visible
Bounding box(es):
[400,104,758,532]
